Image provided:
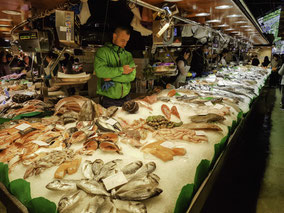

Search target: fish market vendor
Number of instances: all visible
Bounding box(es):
[94,26,136,108]
[44,52,62,92]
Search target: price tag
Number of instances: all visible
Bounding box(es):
[160,141,175,149]
[195,131,206,136]
[102,172,128,191]
[204,101,213,106]
[214,104,224,109]
[60,26,67,32]
[106,118,117,126]
[15,123,31,131]
[189,103,198,108]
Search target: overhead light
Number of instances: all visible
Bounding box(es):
[4,39,9,42]
[217,24,229,27]
[2,10,21,15]
[0,18,12,21]
[195,12,210,17]
[2,32,10,34]
[240,25,250,28]
[235,21,246,24]
[156,22,170,38]
[206,19,221,23]
[227,14,241,18]
[231,31,239,34]
[215,5,233,9]
[0,24,10,27]
[224,28,234,31]
[244,29,253,31]
[164,0,182,2]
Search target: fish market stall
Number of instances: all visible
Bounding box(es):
[0,65,270,213]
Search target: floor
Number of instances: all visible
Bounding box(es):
[201,87,284,213]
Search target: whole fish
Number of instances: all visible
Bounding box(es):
[46,179,78,191]
[58,190,86,213]
[121,161,143,175]
[113,185,162,201]
[97,197,115,213]
[82,196,105,213]
[82,160,95,179]
[78,100,95,121]
[127,162,156,180]
[95,159,122,181]
[113,199,147,213]
[92,159,104,176]
[77,179,110,196]
[190,113,225,123]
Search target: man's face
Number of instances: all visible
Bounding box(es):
[113,31,130,49]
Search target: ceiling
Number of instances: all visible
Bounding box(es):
[0,0,281,44]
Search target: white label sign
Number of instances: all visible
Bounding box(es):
[214,104,224,109]
[102,172,128,191]
[60,26,67,32]
[195,131,206,136]
[204,101,213,106]
[160,141,175,149]
[15,123,31,131]
[106,118,117,126]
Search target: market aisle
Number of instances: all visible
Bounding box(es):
[256,89,284,213]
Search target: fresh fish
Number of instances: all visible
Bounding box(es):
[96,117,122,133]
[82,196,105,213]
[95,159,122,181]
[63,111,79,119]
[121,161,143,175]
[127,162,156,180]
[46,179,78,191]
[113,199,147,213]
[97,197,115,213]
[99,142,120,153]
[58,190,86,213]
[113,185,162,201]
[77,179,109,196]
[182,123,222,131]
[190,113,225,123]
[82,160,95,179]
[107,106,118,117]
[78,100,95,121]
[92,159,104,176]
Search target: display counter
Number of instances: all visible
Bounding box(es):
[0,66,270,213]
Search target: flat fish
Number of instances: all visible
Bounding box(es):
[95,159,122,181]
[113,199,147,213]
[190,113,225,123]
[121,161,143,175]
[58,190,86,213]
[77,179,110,196]
[82,196,106,213]
[81,160,94,179]
[78,100,95,121]
[92,159,104,176]
[46,179,78,191]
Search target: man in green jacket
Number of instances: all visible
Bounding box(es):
[94,26,136,108]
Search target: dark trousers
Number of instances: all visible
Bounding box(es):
[281,85,284,107]
[269,71,280,87]
[100,95,130,109]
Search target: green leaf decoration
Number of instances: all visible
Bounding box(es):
[9,179,32,206]
[210,136,228,169]
[194,159,210,192]
[27,197,57,213]
[174,184,194,213]
[0,163,10,188]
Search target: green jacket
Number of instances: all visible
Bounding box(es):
[94,43,136,99]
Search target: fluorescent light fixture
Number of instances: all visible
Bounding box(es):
[224,28,234,31]
[4,39,9,42]
[244,29,253,31]
[2,10,21,15]
[240,25,250,28]
[2,32,10,34]
[235,21,246,24]
[215,5,233,9]
[0,24,10,27]
[227,14,241,18]
[217,24,229,27]
[231,31,239,34]
[195,12,210,17]
[164,0,182,2]
[206,19,221,23]
[0,18,12,21]
[156,22,170,38]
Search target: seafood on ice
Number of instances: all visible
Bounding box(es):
[190,113,225,123]
[182,122,223,131]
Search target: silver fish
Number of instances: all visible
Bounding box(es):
[127,162,156,180]
[113,185,163,201]
[97,197,115,213]
[92,159,104,176]
[95,159,122,181]
[82,196,105,213]
[113,199,147,213]
[96,117,122,133]
[78,100,95,121]
[121,161,143,175]
[46,179,78,191]
[58,190,86,213]
[82,160,95,179]
[77,179,110,196]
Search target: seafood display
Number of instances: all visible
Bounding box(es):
[122,100,139,114]
[46,159,162,213]
[146,115,183,130]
